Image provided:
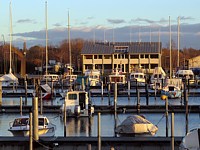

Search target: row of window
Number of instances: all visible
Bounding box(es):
[85,54,159,59]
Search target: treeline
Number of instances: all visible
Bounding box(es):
[0,39,200,74]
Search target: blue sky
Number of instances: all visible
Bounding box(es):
[0,0,200,48]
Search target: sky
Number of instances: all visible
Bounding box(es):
[0,0,200,49]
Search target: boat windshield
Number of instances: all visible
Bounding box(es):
[13,118,29,126]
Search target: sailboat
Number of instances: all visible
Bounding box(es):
[160,16,183,99]
[0,2,18,88]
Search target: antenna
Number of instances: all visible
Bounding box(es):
[177,16,180,68]
[68,11,71,76]
[112,25,115,44]
[158,26,161,67]
[45,1,48,77]
[169,16,172,79]
[129,26,132,43]
[9,1,12,74]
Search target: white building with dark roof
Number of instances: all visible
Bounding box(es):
[81,42,162,74]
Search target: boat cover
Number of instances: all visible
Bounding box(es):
[0,73,18,82]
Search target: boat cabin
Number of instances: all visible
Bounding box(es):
[42,74,60,82]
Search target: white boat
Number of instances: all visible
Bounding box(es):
[176,69,195,84]
[60,90,94,117]
[150,67,166,90]
[115,115,158,136]
[179,127,200,150]
[108,68,126,84]
[130,72,145,86]
[161,78,183,99]
[8,115,56,137]
[84,69,101,86]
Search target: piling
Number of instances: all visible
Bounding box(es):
[108,83,111,106]
[20,97,22,116]
[51,80,54,99]
[101,81,103,100]
[128,80,130,101]
[114,111,117,137]
[137,90,140,114]
[32,97,39,141]
[87,144,91,150]
[64,99,67,137]
[187,79,190,93]
[0,81,2,106]
[29,112,33,150]
[25,80,27,104]
[185,92,188,135]
[171,113,174,150]
[98,112,101,150]
[40,91,43,115]
[165,97,169,137]
[114,83,117,112]
[154,81,157,101]
[145,81,149,105]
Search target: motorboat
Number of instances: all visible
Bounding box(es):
[150,67,166,90]
[84,69,101,86]
[115,115,158,136]
[176,69,195,85]
[8,115,56,137]
[179,127,200,150]
[0,72,18,87]
[108,68,126,84]
[161,78,183,99]
[60,90,94,117]
[129,72,146,86]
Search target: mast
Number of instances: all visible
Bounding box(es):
[68,11,71,77]
[45,1,48,77]
[177,16,180,68]
[9,2,12,74]
[169,16,172,79]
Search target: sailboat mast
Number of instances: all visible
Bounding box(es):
[169,16,172,79]
[68,11,71,76]
[45,1,48,76]
[9,2,12,74]
[177,16,180,68]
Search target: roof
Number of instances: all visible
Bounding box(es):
[0,73,18,82]
[81,42,162,55]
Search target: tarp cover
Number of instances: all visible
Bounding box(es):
[0,73,18,82]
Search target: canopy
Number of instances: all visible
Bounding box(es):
[0,73,18,82]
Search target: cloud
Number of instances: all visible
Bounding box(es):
[107,19,126,24]
[16,19,36,24]
[180,16,194,21]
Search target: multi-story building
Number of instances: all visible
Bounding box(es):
[81,42,162,75]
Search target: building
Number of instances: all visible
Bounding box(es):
[81,42,162,75]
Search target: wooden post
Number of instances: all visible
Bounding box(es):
[82,78,85,91]
[185,92,188,135]
[108,83,111,106]
[0,81,2,106]
[40,91,43,115]
[25,80,27,105]
[128,80,130,101]
[98,112,101,150]
[33,97,39,141]
[145,79,149,105]
[114,83,117,113]
[29,112,33,150]
[101,81,103,100]
[165,97,168,137]
[20,97,22,116]
[64,99,67,137]
[137,90,140,114]
[171,113,174,150]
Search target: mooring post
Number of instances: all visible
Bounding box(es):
[137,90,140,114]
[101,81,103,100]
[20,97,22,116]
[128,80,130,101]
[87,144,91,150]
[108,83,111,106]
[165,97,169,137]
[40,91,43,115]
[29,112,33,150]
[25,80,27,105]
[185,91,188,135]
[154,81,157,101]
[0,81,2,106]
[171,113,174,150]
[32,97,38,141]
[64,99,67,137]
[184,80,187,105]
[98,112,101,150]
[145,79,149,105]
[114,82,117,113]
[114,111,117,137]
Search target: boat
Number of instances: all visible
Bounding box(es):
[150,67,166,90]
[60,90,94,117]
[176,69,195,85]
[115,115,158,136]
[84,69,101,86]
[8,115,56,137]
[129,72,146,86]
[161,78,183,99]
[40,83,54,100]
[108,68,126,84]
[179,127,200,150]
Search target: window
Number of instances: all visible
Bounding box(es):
[94,55,97,59]
[104,55,111,59]
[130,55,139,59]
[85,55,92,59]
[68,94,77,100]
[114,54,118,59]
[150,54,159,59]
[99,55,102,59]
